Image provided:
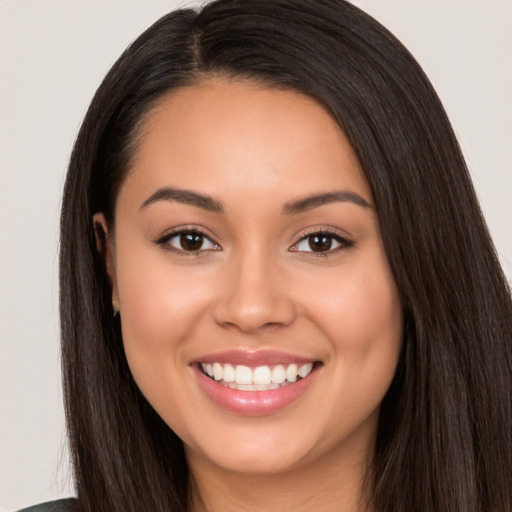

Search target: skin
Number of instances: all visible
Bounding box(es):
[96,79,403,512]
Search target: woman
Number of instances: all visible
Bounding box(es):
[22,0,512,511]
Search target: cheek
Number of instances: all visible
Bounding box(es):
[311,274,400,341]
[120,270,184,347]
[303,250,402,386]
[113,245,217,427]
[303,260,402,443]
[113,240,212,369]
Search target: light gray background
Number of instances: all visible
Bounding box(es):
[1,1,510,510]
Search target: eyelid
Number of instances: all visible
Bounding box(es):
[154,225,221,254]
[289,226,354,254]
[153,224,353,256]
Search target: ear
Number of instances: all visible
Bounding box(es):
[93,213,119,310]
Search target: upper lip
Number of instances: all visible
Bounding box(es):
[190,349,317,367]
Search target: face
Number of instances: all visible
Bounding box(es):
[100,80,402,477]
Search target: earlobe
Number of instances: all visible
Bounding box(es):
[93,213,119,309]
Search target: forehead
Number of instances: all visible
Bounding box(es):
[120,79,371,209]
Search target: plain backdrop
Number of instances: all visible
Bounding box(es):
[1,1,510,510]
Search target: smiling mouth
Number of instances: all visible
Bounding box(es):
[198,362,317,391]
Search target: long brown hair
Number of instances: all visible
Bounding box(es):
[60,1,512,510]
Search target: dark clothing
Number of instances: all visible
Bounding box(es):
[17,498,77,512]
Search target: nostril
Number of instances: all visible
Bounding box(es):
[212,296,297,333]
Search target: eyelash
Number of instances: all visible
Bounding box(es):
[289,229,354,256]
[155,227,220,256]
[154,226,354,257]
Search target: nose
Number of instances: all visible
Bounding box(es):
[212,247,296,333]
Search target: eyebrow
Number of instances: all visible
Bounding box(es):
[282,190,372,215]
[140,187,372,215]
[140,187,224,213]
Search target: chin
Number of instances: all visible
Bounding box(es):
[187,434,316,476]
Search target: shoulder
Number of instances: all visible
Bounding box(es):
[16,498,78,512]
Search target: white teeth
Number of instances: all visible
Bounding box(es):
[271,365,286,384]
[298,362,313,378]
[286,364,298,383]
[253,365,272,385]
[213,362,223,381]
[200,361,315,387]
[223,363,235,383]
[225,383,281,391]
[235,365,253,385]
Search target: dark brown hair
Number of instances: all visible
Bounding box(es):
[60,1,512,510]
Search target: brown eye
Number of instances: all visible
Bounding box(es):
[291,231,353,254]
[180,232,204,251]
[157,229,219,253]
[308,234,332,252]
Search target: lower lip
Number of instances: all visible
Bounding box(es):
[193,365,318,415]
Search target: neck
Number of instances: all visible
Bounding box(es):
[186,430,375,512]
